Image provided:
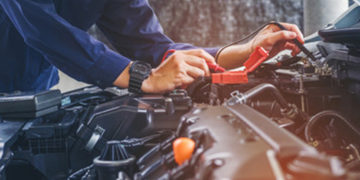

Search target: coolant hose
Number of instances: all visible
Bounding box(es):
[305,110,360,142]
[234,83,291,111]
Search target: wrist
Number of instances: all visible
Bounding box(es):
[245,40,254,57]
[113,62,132,88]
[141,70,155,93]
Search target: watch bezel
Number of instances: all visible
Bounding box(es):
[128,61,152,94]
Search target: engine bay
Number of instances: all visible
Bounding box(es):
[2,4,360,180]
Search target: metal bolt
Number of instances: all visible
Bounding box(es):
[212,159,225,167]
[186,116,199,124]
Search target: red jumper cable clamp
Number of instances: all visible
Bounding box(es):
[211,46,269,84]
[160,47,268,85]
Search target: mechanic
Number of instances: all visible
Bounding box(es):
[0,0,303,94]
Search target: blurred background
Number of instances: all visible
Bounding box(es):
[53,0,354,92]
[149,0,302,47]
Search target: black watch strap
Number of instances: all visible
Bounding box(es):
[129,74,144,94]
[128,61,152,94]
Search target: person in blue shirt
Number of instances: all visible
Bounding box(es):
[0,0,304,93]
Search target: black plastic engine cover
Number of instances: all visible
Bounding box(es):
[76,90,192,152]
[136,103,344,180]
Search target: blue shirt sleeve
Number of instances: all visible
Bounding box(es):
[0,0,219,88]
[96,0,219,66]
[0,0,130,88]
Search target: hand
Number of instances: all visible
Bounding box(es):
[216,22,304,69]
[249,22,304,57]
[141,49,215,93]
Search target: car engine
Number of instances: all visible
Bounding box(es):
[2,3,360,180]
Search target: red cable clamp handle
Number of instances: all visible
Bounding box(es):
[211,47,269,84]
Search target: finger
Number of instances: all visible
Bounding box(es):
[184,63,206,78]
[279,22,304,44]
[181,49,216,64]
[184,56,210,76]
[284,42,296,52]
[284,42,301,56]
[266,31,297,45]
[180,74,195,85]
[293,45,301,56]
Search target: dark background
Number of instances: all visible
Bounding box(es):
[92,0,356,48]
[148,0,303,47]
[90,0,303,47]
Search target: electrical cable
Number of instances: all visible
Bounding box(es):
[67,164,94,180]
[119,133,164,148]
[214,22,270,63]
[214,21,316,63]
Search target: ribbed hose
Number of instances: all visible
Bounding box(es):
[242,83,291,111]
[304,110,360,142]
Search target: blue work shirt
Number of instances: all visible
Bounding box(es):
[0,0,218,92]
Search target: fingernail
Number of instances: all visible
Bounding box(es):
[289,32,297,38]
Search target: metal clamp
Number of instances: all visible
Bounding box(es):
[85,125,105,151]
[226,90,246,106]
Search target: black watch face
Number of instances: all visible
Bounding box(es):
[129,61,151,94]
[135,64,150,75]
[132,61,152,75]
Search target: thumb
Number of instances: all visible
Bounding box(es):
[267,30,297,45]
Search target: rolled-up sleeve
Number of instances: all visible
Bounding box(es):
[0,0,130,88]
[96,0,218,67]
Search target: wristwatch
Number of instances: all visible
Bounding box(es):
[128,61,152,94]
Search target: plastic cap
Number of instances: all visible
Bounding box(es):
[173,137,195,165]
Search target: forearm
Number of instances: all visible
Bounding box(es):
[113,63,131,88]
[0,0,130,88]
[216,43,252,69]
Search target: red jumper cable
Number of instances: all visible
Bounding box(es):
[211,46,269,84]
[160,47,268,84]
